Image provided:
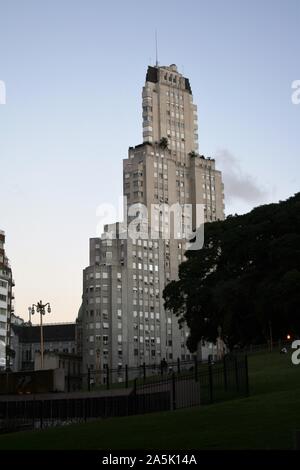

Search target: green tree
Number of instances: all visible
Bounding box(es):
[163,193,300,351]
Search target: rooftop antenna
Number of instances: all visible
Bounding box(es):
[155,29,158,67]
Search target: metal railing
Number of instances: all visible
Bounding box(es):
[0,354,249,432]
[0,354,249,430]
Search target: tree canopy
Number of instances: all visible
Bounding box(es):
[163,193,300,351]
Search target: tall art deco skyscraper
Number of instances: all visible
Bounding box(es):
[78,64,225,376]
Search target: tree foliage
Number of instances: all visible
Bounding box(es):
[163,193,300,351]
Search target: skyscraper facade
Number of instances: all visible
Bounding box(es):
[79,64,225,376]
[0,230,14,370]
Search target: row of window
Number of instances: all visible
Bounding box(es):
[133,311,160,320]
[132,262,159,272]
[167,119,185,129]
[165,90,184,100]
[86,272,109,280]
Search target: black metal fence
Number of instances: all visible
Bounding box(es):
[77,354,249,397]
[0,354,249,432]
[134,353,249,408]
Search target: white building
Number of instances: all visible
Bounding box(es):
[0,230,14,370]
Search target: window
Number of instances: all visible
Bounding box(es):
[103,335,108,345]
[102,310,108,319]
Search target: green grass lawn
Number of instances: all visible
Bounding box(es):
[0,351,299,450]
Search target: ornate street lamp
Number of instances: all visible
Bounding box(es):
[29,300,51,369]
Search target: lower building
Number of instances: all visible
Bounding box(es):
[34,351,82,391]
[11,322,79,372]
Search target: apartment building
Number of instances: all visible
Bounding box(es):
[0,230,14,370]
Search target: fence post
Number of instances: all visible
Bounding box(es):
[67,364,70,393]
[125,364,128,388]
[194,355,198,382]
[32,400,35,428]
[143,362,146,382]
[134,378,137,394]
[40,401,43,429]
[160,361,163,376]
[177,358,180,374]
[245,354,249,396]
[208,363,213,403]
[235,356,239,391]
[223,355,228,392]
[106,366,110,390]
[172,372,176,411]
[87,367,91,392]
[50,400,53,426]
[84,398,87,422]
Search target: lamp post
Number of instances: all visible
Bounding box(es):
[269,320,273,352]
[30,301,51,369]
[28,306,32,325]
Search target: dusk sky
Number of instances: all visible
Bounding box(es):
[0,0,299,323]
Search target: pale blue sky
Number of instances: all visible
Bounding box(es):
[0,0,299,323]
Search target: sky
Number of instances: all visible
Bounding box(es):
[0,0,299,324]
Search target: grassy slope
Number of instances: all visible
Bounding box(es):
[0,351,300,450]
